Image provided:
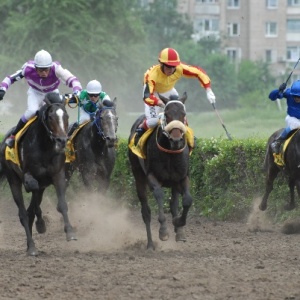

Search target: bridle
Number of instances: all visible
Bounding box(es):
[156,100,187,153]
[93,107,118,140]
[41,102,67,142]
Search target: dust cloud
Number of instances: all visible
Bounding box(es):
[246,197,274,232]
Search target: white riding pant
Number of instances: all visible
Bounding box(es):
[24,87,59,121]
[144,86,178,128]
[79,107,92,124]
[285,115,300,130]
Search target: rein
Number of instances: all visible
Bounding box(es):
[155,125,187,154]
[93,107,116,140]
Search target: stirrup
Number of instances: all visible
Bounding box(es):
[271,140,282,154]
[5,135,15,148]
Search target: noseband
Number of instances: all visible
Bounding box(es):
[156,100,187,153]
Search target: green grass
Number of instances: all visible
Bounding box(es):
[0,104,286,141]
[117,105,286,140]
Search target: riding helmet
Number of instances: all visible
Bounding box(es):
[34,50,53,68]
[158,48,181,66]
[86,80,102,94]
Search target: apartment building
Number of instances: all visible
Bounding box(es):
[177,0,300,79]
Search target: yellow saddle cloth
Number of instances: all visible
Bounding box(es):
[128,126,195,159]
[273,129,299,167]
[65,121,89,163]
[5,117,37,166]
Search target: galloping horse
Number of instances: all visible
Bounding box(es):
[128,93,193,250]
[0,92,76,256]
[65,98,118,192]
[259,128,300,211]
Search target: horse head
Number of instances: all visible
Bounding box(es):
[94,97,118,148]
[41,92,69,152]
[158,92,187,150]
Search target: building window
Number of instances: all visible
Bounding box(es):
[266,50,277,63]
[287,19,300,33]
[266,0,278,8]
[287,46,300,61]
[226,48,240,62]
[227,23,240,36]
[288,0,300,6]
[265,22,277,37]
[196,0,218,3]
[196,19,219,32]
[227,0,239,8]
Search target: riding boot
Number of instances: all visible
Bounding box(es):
[271,137,285,154]
[68,122,78,138]
[5,118,26,148]
[134,120,148,146]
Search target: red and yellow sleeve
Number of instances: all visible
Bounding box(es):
[181,64,211,89]
[143,71,159,106]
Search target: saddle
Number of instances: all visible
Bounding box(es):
[273,129,299,167]
[128,125,195,159]
[5,116,37,166]
[65,121,89,163]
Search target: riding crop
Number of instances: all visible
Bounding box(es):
[285,57,300,86]
[211,103,232,140]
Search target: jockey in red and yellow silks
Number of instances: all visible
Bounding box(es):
[134,48,216,145]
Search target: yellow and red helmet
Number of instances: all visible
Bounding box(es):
[158,48,181,66]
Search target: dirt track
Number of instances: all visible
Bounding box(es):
[0,193,300,300]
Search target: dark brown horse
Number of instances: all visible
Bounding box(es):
[65,99,118,192]
[259,128,300,212]
[0,92,76,256]
[128,93,192,250]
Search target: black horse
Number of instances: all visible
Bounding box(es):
[65,99,118,192]
[259,128,300,211]
[0,92,76,256]
[128,93,193,250]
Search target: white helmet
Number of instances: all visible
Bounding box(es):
[86,80,102,94]
[34,50,53,68]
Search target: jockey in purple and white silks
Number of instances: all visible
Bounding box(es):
[0,49,82,147]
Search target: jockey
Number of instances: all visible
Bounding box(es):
[68,79,112,136]
[269,80,300,154]
[0,49,82,148]
[135,47,216,144]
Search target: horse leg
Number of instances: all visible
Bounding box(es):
[285,177,297,211]
[172,177,192,242]
[170,187,186,242]
[27,189,46,234]
[259,165,280,211]
[53,172,77,241]
[148,173,169,242]
[7,176,38,255]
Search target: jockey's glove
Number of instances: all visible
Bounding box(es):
[278,82,287,93]
[0,89,5,100]
[206,88,216,104]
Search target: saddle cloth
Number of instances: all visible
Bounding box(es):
[5,116,37,166]
[128,125,195,159]
[273,129,299,167]
[65,121,89,163]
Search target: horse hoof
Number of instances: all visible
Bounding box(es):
[175,227,186,242]
[284,204,296,211]
[66,233,77,241]
[159,232,169,241]
[258,204,267,211]
[27,248,38,256]
[35,219,46,234]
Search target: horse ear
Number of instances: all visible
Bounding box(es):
[43,96,51,106]
[180,92,187,104]
[158,93,169,104]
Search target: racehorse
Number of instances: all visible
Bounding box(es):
[65,98,118,192]
[259,128,300,212]
[0,92,76,256]
[128,92,193,250]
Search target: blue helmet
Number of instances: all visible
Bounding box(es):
[290,80,300,97]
